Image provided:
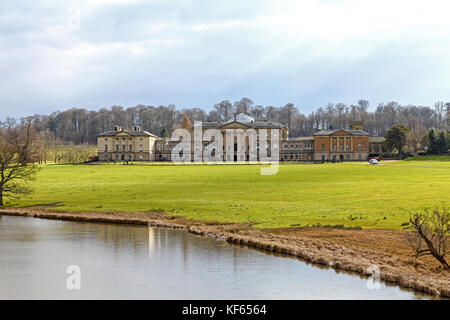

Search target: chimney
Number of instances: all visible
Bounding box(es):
[114,125,122,132]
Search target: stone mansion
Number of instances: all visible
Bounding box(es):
[97,114,384,162]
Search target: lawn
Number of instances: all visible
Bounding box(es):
[9,162,450,229]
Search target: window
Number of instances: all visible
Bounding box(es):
[122,145,126,151]
[105,138,108,141]
[105,145,108,151]
[346,144,350,151]
[321,137,325,141]
[358,144,362,151]
[140,144,143,151]
[116,145,119,151]
[129,145,132,151]
[332,145,337,151]
[339,144,343,151]
[322,144,325,151]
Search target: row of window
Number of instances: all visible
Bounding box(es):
[282,143,313,150]
[321,136,363,141]
[104,137,145,141]
[104,144,144,151]
[282,154,312,161]
[101,154,145,161]
[321,144,362,151]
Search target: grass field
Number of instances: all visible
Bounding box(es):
[9,161,450,229]
[406,155,450,161]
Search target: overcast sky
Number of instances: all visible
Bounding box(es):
[1,0,449,120]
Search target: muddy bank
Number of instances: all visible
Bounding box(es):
[1,207,449,298]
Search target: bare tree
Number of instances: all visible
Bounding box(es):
[434,101,445,129]
[250,105,264,119]
[406,118,427,155]
[1,99,449,144]
[280,103,298,130]
[214,100,234,121]
[233,97,253,115]
[0,138,40,206]
[408,207,449,269]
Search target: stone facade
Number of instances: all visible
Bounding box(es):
[312,129,370,162]
[97,115,384,162]
[97,126,158,161]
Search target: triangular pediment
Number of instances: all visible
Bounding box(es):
[116,131,132,136]
[331,130,351,136]
[219,121,251,129]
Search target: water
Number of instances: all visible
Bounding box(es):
[0,215,428,299]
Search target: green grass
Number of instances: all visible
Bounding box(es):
[7,161,450,229]
[406,155,450,161]
[381,160,450,168]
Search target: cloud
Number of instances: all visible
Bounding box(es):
[0,0,449,119]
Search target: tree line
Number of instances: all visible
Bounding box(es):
[1,98,449,145]
[384,124,449,158]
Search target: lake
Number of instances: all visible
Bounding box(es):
[0,215,428,299]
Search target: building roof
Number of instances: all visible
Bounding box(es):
[288,136,314,141]
[313,129,370,136]
[369,136,385,143]
[97,129,158,138]
[187,119,286,130]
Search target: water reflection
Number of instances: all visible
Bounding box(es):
[0,215,433,300]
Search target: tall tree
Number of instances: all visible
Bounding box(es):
[384,125,409,158]
[233,97,253,115]
[280,103,298,130]
[0,136,40,206]
[427,129,439,154]
[214,100,233,121]
[160,128,170,138]
[406,118,427,155]
[437,131,448,154]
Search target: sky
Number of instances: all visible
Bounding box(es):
[0,0,449,120]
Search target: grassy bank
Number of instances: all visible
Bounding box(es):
[8,161,450,229]
[406,155,450,161]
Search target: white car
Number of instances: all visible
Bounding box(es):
[369,159,379,165]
